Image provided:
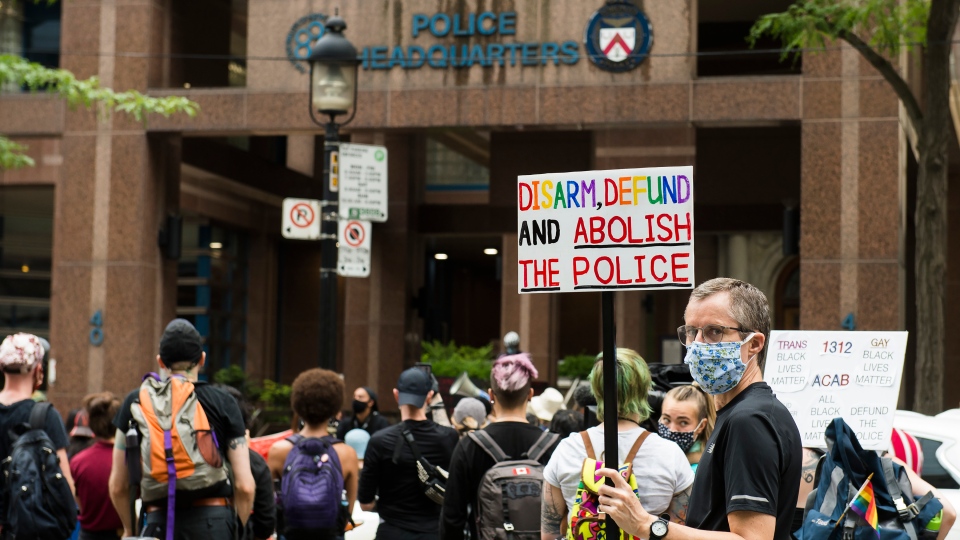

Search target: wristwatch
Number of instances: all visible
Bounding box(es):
[650,513,670,539]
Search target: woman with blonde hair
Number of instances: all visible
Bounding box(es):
[658,383,717,472]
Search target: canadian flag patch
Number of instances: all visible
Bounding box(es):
[512,467,530,476]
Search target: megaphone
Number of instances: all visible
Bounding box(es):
[450,372,488,400]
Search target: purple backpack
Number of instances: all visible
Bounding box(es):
[280,434,348,532]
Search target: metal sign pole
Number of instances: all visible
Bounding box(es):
[601,290,619,539]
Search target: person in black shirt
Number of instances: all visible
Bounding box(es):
[108,319,256,540]
[359,368,458,540]
[440,354,559,540]
[0,332,74,539]
[593,278,802,540]
[336,386,391,440]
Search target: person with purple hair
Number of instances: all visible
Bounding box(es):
[440,354,561,540]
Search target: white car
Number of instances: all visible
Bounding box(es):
[894,409,960,539]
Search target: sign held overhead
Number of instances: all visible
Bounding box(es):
[516,166,695,293]
[339,143,388,222]
[281,198,321,240]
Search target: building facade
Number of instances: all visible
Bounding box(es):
[0,0,957,412]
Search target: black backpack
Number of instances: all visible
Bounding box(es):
[1,402,78,540]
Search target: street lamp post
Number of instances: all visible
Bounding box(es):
[308,15,359,370]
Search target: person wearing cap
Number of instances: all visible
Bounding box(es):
[0,332,76,536]
[66,408,96,459]
[108,319,255,540]
[358,368,458,540]
[451,397,487,437]
[337,386,391,440]
[529,386,565,428]
[344,428,371,467]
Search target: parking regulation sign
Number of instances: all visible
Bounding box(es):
[338,219,371,277]
[281,198,321,240]
[339,143,388,222]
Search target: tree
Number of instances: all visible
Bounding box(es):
[0,2,197,168]
[751,0,959,414]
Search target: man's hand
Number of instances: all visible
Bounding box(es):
[596,468,654,538]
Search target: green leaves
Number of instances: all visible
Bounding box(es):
[421,340,494,379]
[557,353,597,379]
[749,0,930,60]
[0,55,199,169]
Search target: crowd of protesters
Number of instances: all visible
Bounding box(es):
[0,277,955,540]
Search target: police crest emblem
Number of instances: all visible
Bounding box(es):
[584,1,653,72]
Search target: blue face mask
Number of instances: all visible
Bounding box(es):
[683,333,755,395]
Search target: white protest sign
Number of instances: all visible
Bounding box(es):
[337,219,371,277]
[517,166,694,293]
[764,330,908,450]
[281,198,321,240]
[339,143,388,222]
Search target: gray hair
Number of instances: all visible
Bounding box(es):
[688,278,772,371]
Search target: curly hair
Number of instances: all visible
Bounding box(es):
[82,392,120,439]
[291,368,344,426]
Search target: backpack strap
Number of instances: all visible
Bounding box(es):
[392,427,426,464]
[881,457,915,522]
[286,434,305,446]
[28,402,51,431]
[524,431,559,462]
[622,431,651,477]
[580,431,596,460]
[467,431,509,463]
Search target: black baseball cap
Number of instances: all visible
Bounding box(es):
[396,368,432,407]
[158,319,204,366]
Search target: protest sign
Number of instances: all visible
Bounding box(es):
[764,330,908,450]
[516,166,695,294]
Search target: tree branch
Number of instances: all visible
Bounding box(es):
[839,30,924,132]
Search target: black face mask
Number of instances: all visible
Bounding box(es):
[352,399,369,414]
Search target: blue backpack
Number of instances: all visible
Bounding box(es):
[279,434,350,534]
[797,418,942,540]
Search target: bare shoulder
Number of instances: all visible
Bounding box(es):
[333,441,359,471]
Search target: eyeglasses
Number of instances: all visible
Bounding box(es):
[677,324,753,345]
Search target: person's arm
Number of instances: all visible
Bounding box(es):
[358,435,380,512]
[439,439,470,540]
[541,482,567,540]
[267,440,292,481]
[892,457,956,540]
[335,443,359,515]
[666,485,692,525]
[58,448,76,496]
[227,436,256,526]
[249,453,276,540]
[596,467,776,540]
[109,433,134,537]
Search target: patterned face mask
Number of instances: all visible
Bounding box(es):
[657,419,705,453]
[683,333,755,395]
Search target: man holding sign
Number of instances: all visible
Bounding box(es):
[594,278,802,540]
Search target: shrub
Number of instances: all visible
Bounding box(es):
[558,353,597,379]
[421,340,493,380]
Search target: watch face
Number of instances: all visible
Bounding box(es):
[652,521,668,536]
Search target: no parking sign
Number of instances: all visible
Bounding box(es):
[338,220,371,277]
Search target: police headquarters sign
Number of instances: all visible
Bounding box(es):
[516,167,694,293]
[286,1,653,73]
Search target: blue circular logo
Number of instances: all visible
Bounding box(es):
[584,1,653,73]
[286,14,328,73]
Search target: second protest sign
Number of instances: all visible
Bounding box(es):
[517,166,695,293]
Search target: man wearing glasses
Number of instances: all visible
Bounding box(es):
[594,278,802,540]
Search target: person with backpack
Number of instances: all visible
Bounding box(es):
[0,332,77,540]
[440,353,561,540]
[107,318,255,540]
[358,368,459,540]
[267,368,359,540]
[541,349,694,540]
[70,392,123,540]
[589,278,802,540]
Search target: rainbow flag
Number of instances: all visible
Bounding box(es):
[849,477,880,538]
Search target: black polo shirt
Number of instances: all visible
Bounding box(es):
[687,382,802,540]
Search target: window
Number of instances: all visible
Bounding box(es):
[0,187,53,338]
[697,0,799,77]
[425,137,489,192]
[168,0,247,88]
[177,219,249,376]
[916,437,960,489]
[0,1,61,92]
